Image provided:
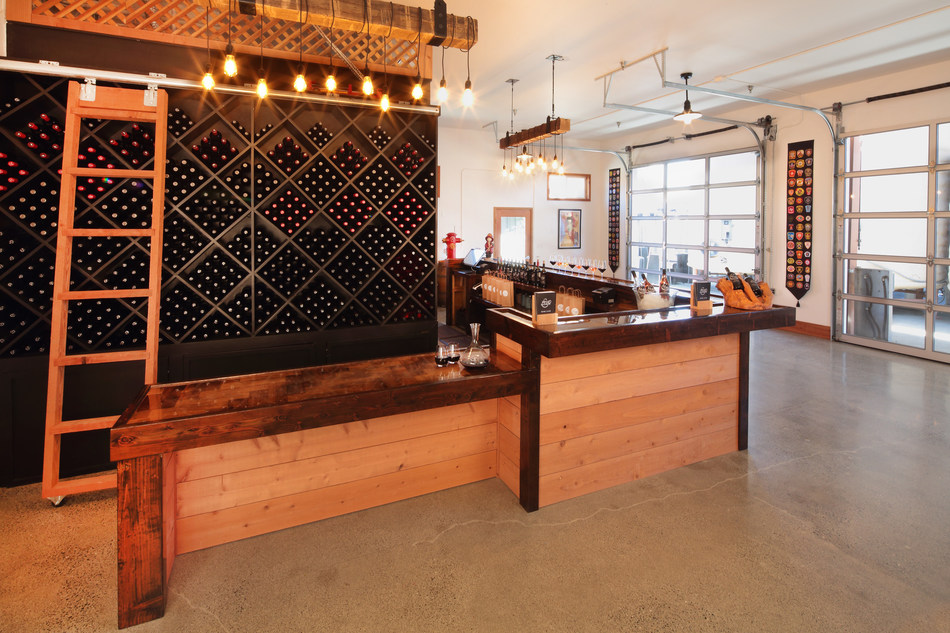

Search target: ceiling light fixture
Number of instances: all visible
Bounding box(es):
[461,16,474,107]
[499,54,570,160]
[673,72,702,124]
[325,1,337,92]
[411,7,424,101]
[293,0,308,92]
[256,7,267,98]
[361,0,374,96]
[202,1,215,90]
[223,0,237,77]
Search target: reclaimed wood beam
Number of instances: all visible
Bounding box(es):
[499,117,571,150]
[210,0,477,50]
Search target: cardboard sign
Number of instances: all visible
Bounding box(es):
[532,291,558,324]
[691,281,712,316]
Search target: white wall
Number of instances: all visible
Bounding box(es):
[436,126,615,265]
[596,58,950,327]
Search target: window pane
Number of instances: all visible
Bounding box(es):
[630,219,663,243]
[843,174,929,212]
[708,251,754,276]
[710,152,756,184]
[632,164,664,190]
[667,218,704,245]
[710,186,756,215]
[499,217,527,261]
[844,218,927,257]
[939,123,950,164]
[845,126,929,171]
[710,219,755,248]
[631,192,664,216]
[666,248,705,278]
[938,171,949,212]
[667,159,704,188]
[631,245,662,271]
[936,312,950,354]
[667,189,704,216]
[845,260,928,303]
[845,301,925,349]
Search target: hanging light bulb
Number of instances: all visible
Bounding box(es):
[326,1,337,92]
[362,74,374,95]
[462,17,474,107]
[325,73,337,92]
[360,0,373,95]
[255,10,266,98]
[224,45,238,78]
[202,66,216,90]
[673,72,702,124]
[257,76,268,98]
[293,68,307,92]
[411,7,424,101]
[381,92,391,112]
[412,78,424,101]
[551,153,559,171]
[437,78,448,104]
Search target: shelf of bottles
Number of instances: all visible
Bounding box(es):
[492,259,547,313]
[0,71,438,358]
[608,168,621,274]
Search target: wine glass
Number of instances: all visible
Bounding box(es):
[581,258,591,275]
[435,343,449,367]
[597,260,607,278]
[446,343,460,364]
[567,256,576,271]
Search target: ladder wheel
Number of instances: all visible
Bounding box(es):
[48,495,66,507]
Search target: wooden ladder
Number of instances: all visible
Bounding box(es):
[42,80,168,504]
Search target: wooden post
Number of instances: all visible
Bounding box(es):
[117,455,167,629]
[519,350,541,512]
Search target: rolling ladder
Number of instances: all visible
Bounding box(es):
[42,80,168,504]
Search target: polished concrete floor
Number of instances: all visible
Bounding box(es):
[2,330,949,632]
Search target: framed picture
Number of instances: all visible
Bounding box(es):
[558,209,581,249]
[547,173,591,201]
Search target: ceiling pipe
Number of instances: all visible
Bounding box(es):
[0,58,441,115]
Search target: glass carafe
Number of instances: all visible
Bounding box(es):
[459,323,490,369]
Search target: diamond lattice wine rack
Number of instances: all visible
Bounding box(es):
[0,71,438,359]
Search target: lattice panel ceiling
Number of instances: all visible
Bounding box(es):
[29,0,425,74]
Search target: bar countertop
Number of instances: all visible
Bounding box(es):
[111,351,532,461]
[486,304,796,357]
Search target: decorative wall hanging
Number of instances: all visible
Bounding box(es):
[608,168,620,273]
[785,139,814,306]
[558,209,581,249]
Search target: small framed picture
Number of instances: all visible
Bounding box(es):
[558,209,581,249]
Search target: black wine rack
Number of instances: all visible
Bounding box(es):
[0,70,438,358]
[608,168,621,273]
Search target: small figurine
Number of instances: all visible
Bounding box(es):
[442,232,463,259]
[484,233,495,259]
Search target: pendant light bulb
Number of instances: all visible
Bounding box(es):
[202,65,215,90]
[673,72,703,124]
[411,79,424,101]
[462,78,474,107]
[325,74,337,92]
[551,154,559,171]
[256,76,268,99]
[293,70,307,93]
[557,163,565,175]
[381,92,390,112]
[362,73,374,96]
[224,50,238,78]
[437,78,448,104]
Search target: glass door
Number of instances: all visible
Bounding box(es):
[836,123,950,361]
[493,207,533,261]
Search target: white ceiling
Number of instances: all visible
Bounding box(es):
[404,0,950,145]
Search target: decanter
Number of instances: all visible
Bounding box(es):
[459,323,490,369]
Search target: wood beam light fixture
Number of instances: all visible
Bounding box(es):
[207,0,477,49]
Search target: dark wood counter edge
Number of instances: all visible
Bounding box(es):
[485,305,796,357]
[110,356,536,462]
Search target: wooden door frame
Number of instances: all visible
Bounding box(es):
[493,207,533,261]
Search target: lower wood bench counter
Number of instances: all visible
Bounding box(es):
[110,351,534,628]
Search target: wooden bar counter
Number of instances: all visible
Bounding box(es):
[485,304,796,511]
[110,351,533,628]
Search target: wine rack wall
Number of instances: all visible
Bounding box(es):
[0,71,439,361]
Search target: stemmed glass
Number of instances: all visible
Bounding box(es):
[596,259,607,278]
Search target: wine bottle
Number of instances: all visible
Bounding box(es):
[724,267,744,291]
[659,269,669,293]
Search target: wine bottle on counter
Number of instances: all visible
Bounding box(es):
[724,267,744,291]
[743,272,764,297]
[659,269,669,293]
[640,272,655,293]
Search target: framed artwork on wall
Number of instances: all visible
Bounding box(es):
[547,173,591,201]
[558,209,582,249]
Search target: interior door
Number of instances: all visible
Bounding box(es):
[493,207,533,261]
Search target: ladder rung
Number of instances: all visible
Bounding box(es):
[65,167,156,179]
[63,228,154,238]
[46,472,117,497]
[55,349,147,366]
[57,289,151,301]
[53,415,119,434]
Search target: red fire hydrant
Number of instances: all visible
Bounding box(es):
[443,232,463,259]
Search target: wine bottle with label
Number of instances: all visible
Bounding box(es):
[743,272,763,297]
[659,268,669,293]
[724,267,744,290]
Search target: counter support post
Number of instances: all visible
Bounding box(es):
[738,331,750,451]
[519,349,541,512]
[117,454,166,629]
